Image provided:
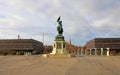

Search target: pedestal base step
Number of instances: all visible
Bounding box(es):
[42,54,75,57]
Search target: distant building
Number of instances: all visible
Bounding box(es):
[44,45,53,54]
[66,41,82,55]
[0,39,44,55]
[85,38,120,55]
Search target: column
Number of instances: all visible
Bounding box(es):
[86,50,88,55]
[77,49,80,55]
[101,48,103,55]
[81,48,83,55]
[29,51,32,55]
[26,52,28,55]
[16,51,19,55]
[95,48,97,55]
[24,52,27,55]
[106,48,110,56]
[90,49,92,55]
[84,49,86,55]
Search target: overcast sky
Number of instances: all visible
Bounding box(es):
[0,0,120,46]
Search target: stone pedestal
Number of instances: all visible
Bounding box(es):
[51,35,66,54]
[51,41,67,54]
[49,35,72,57]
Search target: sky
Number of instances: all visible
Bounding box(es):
[0,0,120,46]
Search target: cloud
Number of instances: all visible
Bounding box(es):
[0,0,120,46]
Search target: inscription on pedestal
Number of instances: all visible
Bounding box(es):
[57,43,62,49]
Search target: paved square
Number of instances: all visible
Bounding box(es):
[0,56,120,75]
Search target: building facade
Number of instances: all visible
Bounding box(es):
[86,38,120,56]
[0,39,44,55]
[44,45,53,54]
